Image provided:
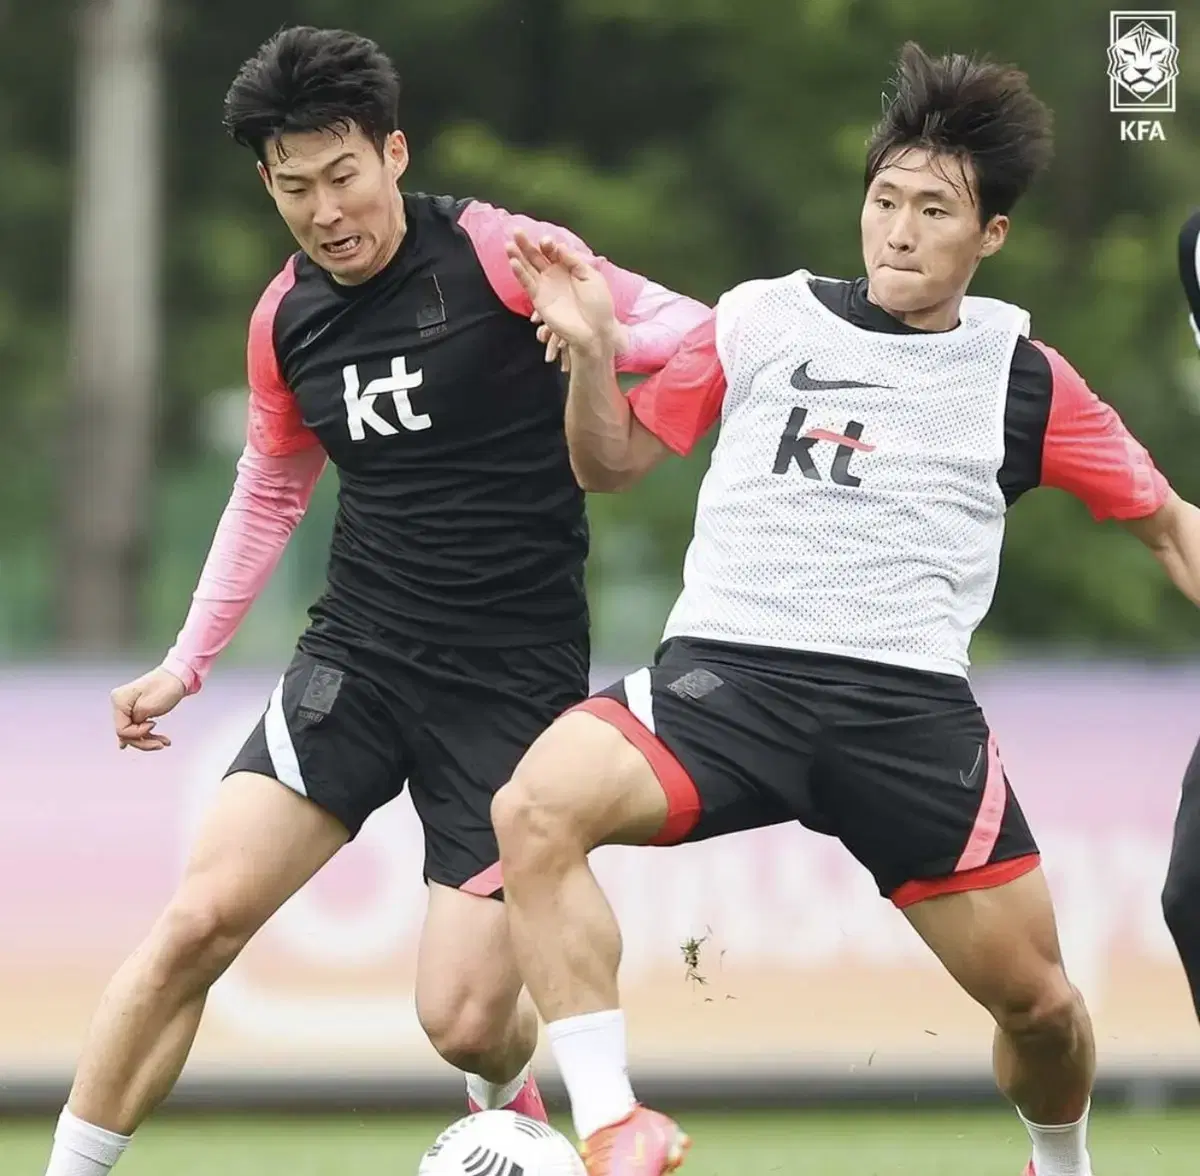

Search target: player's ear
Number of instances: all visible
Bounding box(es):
[979,214,1009,259]
[256,160,274,196]
[384,131,410,184]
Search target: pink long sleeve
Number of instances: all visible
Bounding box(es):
[458,200,710,373]
[161,444,326,694]
[161,258,326,694]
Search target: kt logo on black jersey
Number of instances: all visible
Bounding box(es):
[342,356,430,440]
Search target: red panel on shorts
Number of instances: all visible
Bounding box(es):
[567,697,702,845]
[889,853,1041,910]
[460,861,504,898]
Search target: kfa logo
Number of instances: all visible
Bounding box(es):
[342,357,430,440]
[1119,120,1166,141]
[1107,10,1177,140]
[772,406,874,487]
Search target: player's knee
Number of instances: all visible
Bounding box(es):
[992,968,1084,1049]
[418,992,511,1072]
[491,772,580,871]
[492,738,591,868]
[146,887,255,990]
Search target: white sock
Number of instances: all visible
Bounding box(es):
[466,1063,531,1110]
[1017,1100,1093,1176]
[546,1009,637,1141]
[45,1107,131,1176]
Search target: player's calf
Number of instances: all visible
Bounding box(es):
[414,881,544,1116]
[903,869,1095,1176]
[419,990,529,1077]
[415,900,534,1082]
[44,773,347,1176]
[63,878,275,1135]
[492,712,671,1143]
[990,971,1092,1123]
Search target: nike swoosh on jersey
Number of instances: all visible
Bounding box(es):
[790,361,895,392]
[299,321,334,349]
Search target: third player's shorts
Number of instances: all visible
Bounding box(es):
[226,629,589,897]
[577,636,1039,907]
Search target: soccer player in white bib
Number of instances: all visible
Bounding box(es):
[493,43,1200,1176]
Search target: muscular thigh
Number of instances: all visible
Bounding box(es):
[902,867,1066,1015]
[179,770,349,934]
[816,671,1040,907]
[582,637,826,845]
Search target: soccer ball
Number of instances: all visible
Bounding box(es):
[418,1110,586,1176]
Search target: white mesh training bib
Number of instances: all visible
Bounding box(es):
[662,271,1030,677]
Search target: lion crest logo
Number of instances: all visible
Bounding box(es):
[1107,14,1179,111]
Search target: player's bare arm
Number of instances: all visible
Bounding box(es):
[1123,491,1200,606]
[506,231,675,491]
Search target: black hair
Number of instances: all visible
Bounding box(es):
[222,26,401,164]
[865,42,1054,224]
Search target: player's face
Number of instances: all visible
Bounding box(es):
[860,147,1008,330]
[259,125,409,284]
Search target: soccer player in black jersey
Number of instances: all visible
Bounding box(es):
[1161,208,1200,1025]
[41,26,708,1176]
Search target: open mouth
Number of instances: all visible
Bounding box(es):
[322,235,362,258]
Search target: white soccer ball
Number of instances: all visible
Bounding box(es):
[418,1110,586,1176]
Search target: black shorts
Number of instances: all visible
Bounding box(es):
[226,634,589,895]
[578,637,1039,906]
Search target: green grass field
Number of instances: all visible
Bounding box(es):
[1,1107,1197,1174]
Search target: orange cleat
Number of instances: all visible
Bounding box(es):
[466,1072,550,1123]
[579,1106,690,1175]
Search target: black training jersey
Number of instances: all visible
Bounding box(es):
[245,192,706,651]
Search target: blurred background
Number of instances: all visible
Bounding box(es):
[2,1,1200,1172]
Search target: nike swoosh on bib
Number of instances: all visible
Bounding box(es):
[791,361,895,393]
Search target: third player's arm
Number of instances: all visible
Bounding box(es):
[1028,340,1200,604]
[1124,492,1200,609]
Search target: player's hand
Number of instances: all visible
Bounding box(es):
[531,314,571,372]
[507,231,618,357]
[110,667,187,752]
[532,314,630,372]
